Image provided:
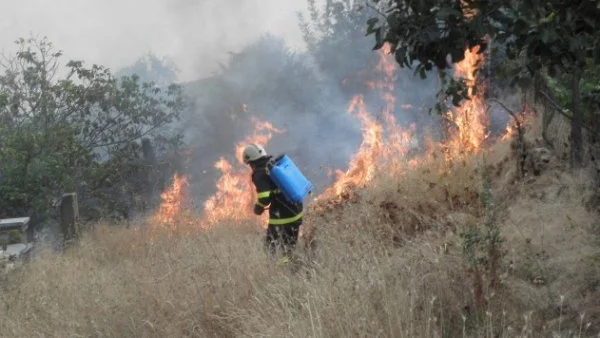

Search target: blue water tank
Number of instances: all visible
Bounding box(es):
[268,155,313,204]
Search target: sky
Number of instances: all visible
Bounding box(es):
[0,0,309,82]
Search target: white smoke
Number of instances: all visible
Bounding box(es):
[0,0,308,82]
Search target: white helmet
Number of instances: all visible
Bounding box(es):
[242,143,267,164]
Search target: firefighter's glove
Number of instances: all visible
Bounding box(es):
[253,204,265,215]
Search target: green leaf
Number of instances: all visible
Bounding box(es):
[539,11,556,24]
[372,28,385,50]
[436,7,461,20]
[452,94,462,107]
[540,29,554,44]
[395,47,408,67]
[367,17,379,26]
[594,41,600,64]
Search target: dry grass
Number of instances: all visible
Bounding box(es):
[1,115,599,337]
[0,221,466,337]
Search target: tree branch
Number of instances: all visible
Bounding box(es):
[489,98,519,121]
[489,98,524,140]
[537,90,572,120]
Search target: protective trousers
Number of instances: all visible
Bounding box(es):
[264,221,301,257]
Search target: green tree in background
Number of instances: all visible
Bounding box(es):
[0,37,185,225]
[116,52,179,88]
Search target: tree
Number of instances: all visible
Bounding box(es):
[115,52,179,88]
[0,37,185,224]
[299,0,379,90]
[299,0,439,107]
[364,0,600,166]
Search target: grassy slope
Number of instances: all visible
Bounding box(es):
[1,114,599,337]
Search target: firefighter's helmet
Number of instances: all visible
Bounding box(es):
[242,143,267,164]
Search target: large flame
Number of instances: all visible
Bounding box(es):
[440,2,488,157]
[149,114,284,231]
[317,42,415,200]
[317,37,490,203]
[378,44,416,174]
[325,94,385,197]
[443,45,488,158]
[202,118,284,228]
[152,173,189,229]
[153,10,501,232]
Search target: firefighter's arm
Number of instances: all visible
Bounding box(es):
[252,174,272,215]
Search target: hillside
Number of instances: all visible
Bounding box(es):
[1,109,598,337]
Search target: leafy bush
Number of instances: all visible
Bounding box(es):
[0,37,186,223]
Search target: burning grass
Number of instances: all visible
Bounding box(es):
[1,115,599,337]
[309,137,490,246]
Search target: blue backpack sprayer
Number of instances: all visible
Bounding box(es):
[266,154,314,205]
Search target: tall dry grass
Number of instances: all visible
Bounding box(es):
[0,219,471,337]
[1,114,599,337]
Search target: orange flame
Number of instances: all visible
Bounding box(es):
[202,118,284,227]
[501,106,533,141]
[317,42,415,200]
[150,117,284,231]
[501,124,515,141]
[324,94,385,197]
[154,25,493,233]
[319,37,490,202]
[443,45,488,158]
[152,173,189,228]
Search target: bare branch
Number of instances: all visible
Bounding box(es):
[537,90,571,119]
[489,98,524,140]
[489,98,519,120]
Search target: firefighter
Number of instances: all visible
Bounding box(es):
[242,143,303,262]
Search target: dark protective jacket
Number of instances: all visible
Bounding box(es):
[250,156,303,225]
